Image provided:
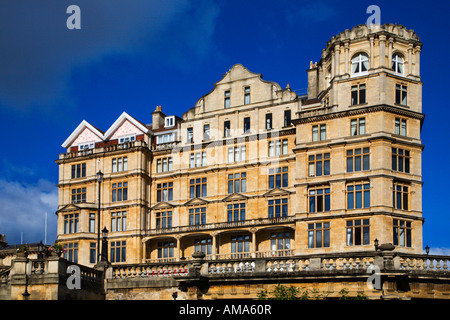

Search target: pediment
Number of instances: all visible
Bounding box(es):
[184,198,209,206]
[56,203,97,213]
[221,193,249,202]
[151,202,176,210]
[263,188,291,197]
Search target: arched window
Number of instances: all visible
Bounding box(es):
[392,53,404,75]
[351,53,369,75]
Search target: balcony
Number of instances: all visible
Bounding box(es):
[58,141,147,160]
[110,252,450,279]
[150,141,179,151]
[145,216,295,236]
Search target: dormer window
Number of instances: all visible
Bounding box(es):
[165,116,175,128]
[392,53,404,75]
[119,135,135,144]
[79,142,94,150]
[351,53,369,76]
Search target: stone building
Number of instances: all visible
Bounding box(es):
[55,23,424,269]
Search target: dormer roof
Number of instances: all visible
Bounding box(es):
[103,112,149,140]
[61,120,104,148]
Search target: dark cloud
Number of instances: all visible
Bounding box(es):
[0,0,220,110]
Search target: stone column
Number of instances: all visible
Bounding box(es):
[379,35,386,68]
[250,228,257,258]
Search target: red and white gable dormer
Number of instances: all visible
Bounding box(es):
[103,112,149,144]
[62,120,104,152]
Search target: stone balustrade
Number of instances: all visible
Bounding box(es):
[398,254,450,271]
[111,262,190,279]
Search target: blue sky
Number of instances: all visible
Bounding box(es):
[0,0,448,253]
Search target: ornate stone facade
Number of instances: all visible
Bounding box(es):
[54,23,427,284]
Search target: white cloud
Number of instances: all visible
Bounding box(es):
[0,179,58,245]
[427,247,450,256]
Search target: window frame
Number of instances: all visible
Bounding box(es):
[346,147,370,173]
[308,186,331,213]
[308,153,330,177]
[351,52,369,76]
[308,222,330,248]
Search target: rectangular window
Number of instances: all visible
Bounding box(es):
[228,172,246,194]
[89,213,96,233]
[244,87,250,105]
[71,188,86,204]
[157,241,174,259]
[268,139,288,157]
[268,198,288,218]
[346,147,370,172]
[157,157,173,172]
[308,222,330,248]
[265,113,272,130]
[63,242,78,263]
[393,219,412,247]
[347,182,370,209]
[203,124,210,140]
[224,121,231,137]
[231,234,250,256]
[164,116,174,128]
[350,118,366,136]
[227,145,246,163]
[224,90,230,108]
[64,213,79,234]
[395,84,407,106]
[227,203,246,222]
[156,133,175,144]
[112,182,128,202]
[308,187,331,213]
[346,219,370,246]
[112,157,128,173]
[89,243,96,264]
[393,183,409,210]
[244,117,251,133]
[156,182,173,202]
[71,163,86,179]
[189,152,206,168]
[308,153,330,177]
[187,127,193,143]
[194,238,212,256]
[391,148,410,173]
[110,241,126,263]
[268,167,288,189]
[351,84,366,105]
[270,232,291,254]
[156,211,172,229]
[189,178,207,198]
[189,207,206,226]
[395,118,407,136]
[312,124,326,141]
[119,136,135,144]
[284,110,292,127]
[111,211,127,232]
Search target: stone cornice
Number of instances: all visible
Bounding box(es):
[292,104,424,125]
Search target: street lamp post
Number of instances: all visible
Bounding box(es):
[101,227,109,262]
[97,170,103,263]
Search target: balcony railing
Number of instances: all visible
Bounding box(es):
[108,252,450,280]
[150,141,178,151]
[146,216,295,236]
[59,141,148,160]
